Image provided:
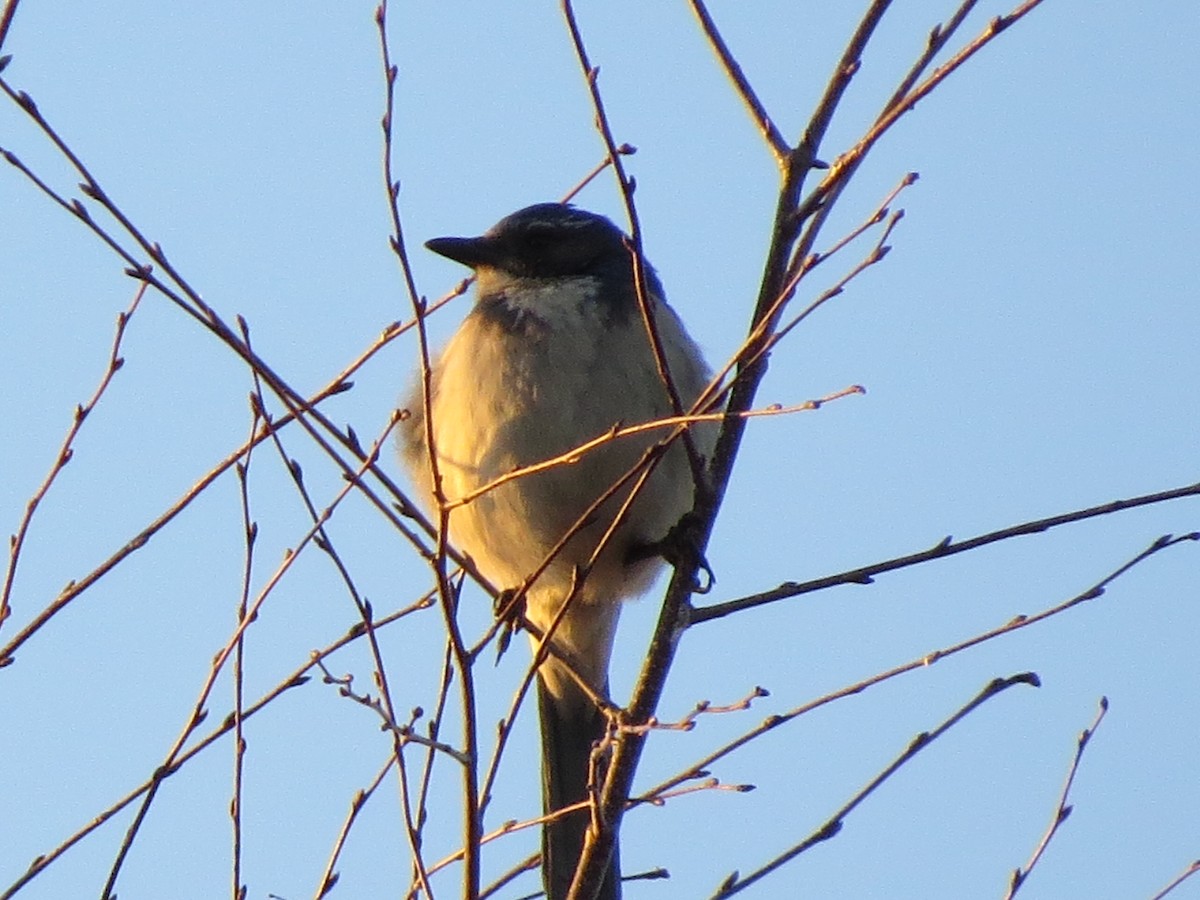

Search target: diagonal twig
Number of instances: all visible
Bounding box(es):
[0,586,439,899]
[97,415,403,900]
[1150,859,1200,900]
[641,534,1196,806]
[686,0,789,166]
[1,282,146,633]
[572,3,1051,895]
[691,481,1200,624]
[710,673,1042,897]
[1004,697,1109,899]
[0,0,21,53]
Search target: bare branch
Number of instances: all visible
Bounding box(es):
[1,583,438,899]
[312,656,472,766]
[1150,859,1200,900]
[0,0,20,53]
[710,673,1041,897]
[98,415,403,899]
[643,534,1195,806]
[1004,697,1109,899]
[622,686,770,735]
[691,482,1200,624]
[1,282,146,633]
[446,387,864,512]
[686,0,789,166]
[881,0,980,116]
[376,4,474,892]
[313,759,395,900]
[229,396,261,900]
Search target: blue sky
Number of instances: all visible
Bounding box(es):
[2,2,1198,899]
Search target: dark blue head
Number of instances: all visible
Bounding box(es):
[425,203,662,296]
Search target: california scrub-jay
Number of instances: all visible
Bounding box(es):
[401,202,711,899]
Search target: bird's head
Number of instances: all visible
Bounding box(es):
[426,203,651,289]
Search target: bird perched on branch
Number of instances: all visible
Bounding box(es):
[401,202,712,900]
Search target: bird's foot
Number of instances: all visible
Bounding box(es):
[493,588,526,663]
[626,511,715,594]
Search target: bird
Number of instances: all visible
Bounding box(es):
[400,202,712,900]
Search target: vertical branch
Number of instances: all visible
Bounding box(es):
[575,2,1053,896]
[559,0,704,485]
[412,636,457,819]
[230,395,261,900]
[97,418,401,899]
[375,2,481,895]
[401,635,458,899]
[240,312,435,893]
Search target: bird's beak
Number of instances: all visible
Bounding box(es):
[425,235,500,269]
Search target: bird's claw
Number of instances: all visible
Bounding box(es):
[626,511,715,594]
[493,588,526,664]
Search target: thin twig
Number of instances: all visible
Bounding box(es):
[623,686,770,735]
[1,282,146,633]
[811,172,918,268]
[0,0,21,52]
[446,387,863,512]
[691,482,1200,624]
[413,637,456,834]
[1,587,439,899]
[768,207,904,350]
[98,416,403,899]
[559,142,638,203]
[1004,697,1109,899]
[881,0,980,116]
[312,657,471,765]
[376,4,478,895]
[1150,859,1200,900]
[560,0,705,490]
[230,398,261,900]
[314,758,395,900]
[642,534,1196,806]
[686,0,789,166]
[710,673,1041,896]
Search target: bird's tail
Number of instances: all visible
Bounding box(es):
[537,669,621,900]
